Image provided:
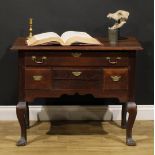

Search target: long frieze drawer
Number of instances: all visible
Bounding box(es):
[52,80,101,90]
[53,67,102,80]
[24,52,129,66]
[25,67,52,90]
[103,68,129,90]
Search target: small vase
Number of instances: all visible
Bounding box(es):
[108,29,118,45]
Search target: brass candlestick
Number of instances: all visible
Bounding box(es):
[28,18,33,39]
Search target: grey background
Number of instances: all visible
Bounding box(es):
[0,0,153,105]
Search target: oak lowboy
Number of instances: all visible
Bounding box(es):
[11,37,143,146]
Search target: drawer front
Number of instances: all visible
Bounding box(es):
[52,67,102,90]
[25,52,129,67]
[103,68,128,90]
[53,67,102,80]
[25,68,52,90]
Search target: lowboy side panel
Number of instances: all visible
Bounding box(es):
[128,52,136,102]
[18,52,25,101]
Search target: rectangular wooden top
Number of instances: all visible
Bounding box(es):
[11,37,143,51]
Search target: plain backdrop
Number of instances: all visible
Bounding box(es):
[0,0,153,105]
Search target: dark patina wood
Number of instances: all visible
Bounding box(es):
[121,103,127,129]
[11,37,143,146]
[11,37,143,51]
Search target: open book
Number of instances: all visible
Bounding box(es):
[27,31,101,46]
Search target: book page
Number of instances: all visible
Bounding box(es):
[27,32,63,46]
[34,32,60,40]
[61,31,101,45]
[61,31,93,43]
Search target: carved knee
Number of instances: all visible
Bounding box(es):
[127,102,137,113]
[16,102,27,110]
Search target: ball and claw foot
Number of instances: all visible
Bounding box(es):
[126,138,136,146]
[16,137,27,146]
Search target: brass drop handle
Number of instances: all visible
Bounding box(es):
[111,75,121,82]
[71,52,82,58]
[33,75,43,81]
[32,56,47,64]
[72,72,82,77]
[106,57,121,64]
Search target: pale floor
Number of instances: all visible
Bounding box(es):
[0,121,153,155]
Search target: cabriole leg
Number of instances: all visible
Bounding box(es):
[126,102,137,146]
[16,102,27,146]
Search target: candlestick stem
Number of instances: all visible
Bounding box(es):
[28,18,33,39]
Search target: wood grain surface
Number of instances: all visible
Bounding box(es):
[0,121,153,155]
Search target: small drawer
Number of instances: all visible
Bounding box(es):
[25,55,48,66]
[53,67,102,80]
[103,68,128,90]
[104,56,128,66]
[25,67,52,90]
